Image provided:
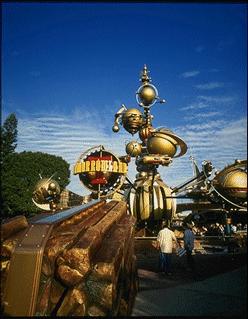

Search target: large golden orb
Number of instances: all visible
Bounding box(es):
[219,170,247,199]
[147,128,187,158]
[138,85,157,106]
[122,108,143,134]
[126,141,142,157]
[147,135,177,157]
[33,178,60,204]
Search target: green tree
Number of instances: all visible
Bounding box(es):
[1,113,18,161]
[2,151,70,218]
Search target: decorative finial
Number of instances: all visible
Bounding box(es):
[140,64,151,84]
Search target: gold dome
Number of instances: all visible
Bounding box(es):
[138,85,156,106]
[223,170,247,188]
[126,141,142,157]
[146,128,187,158]
[220,170,247,199]
[122,108,143,134]
[33,178,60,204]
[147,135,177,157]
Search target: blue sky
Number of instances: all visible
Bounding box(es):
[2,2,247,195]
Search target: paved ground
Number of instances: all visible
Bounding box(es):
[132,253,247,317]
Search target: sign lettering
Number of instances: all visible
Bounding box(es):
[74,160,127,174]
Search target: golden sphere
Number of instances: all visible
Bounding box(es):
[33,178,60,204]
[122,108,143,134]
[146,128,187,158]
[220,170,247,198]
[139,85,156,106]
[147,134,177,157]
[223,170,247,188]
[126,141,142,157]
[112,125,119,132]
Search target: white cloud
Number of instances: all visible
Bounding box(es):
[180,101,208,111]
[195,82,224,90]
[184,111,221,121]
[16,111,133,195]
[162,117,247,187]
[198,95,235,104]
[180,70,200,78]
[16,110,247,195]
[180,94,235,111]
[178,120,227,131]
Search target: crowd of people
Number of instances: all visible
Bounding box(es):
[172,221,247,237]
[194,222,247,236]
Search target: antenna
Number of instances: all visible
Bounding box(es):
[189,147,200,176]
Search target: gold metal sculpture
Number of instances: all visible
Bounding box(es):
[213,159,247,201]
[146,128,187,158]
[9,64,247,319]
[121,108,143,135]
[32,176,61,211]
[111,65,188,228]
[128,172,177,222]
[125,141,142,157]
[173,158,247,211]
[73,65,246,229]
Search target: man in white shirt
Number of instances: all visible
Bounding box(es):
[156,221,179,275]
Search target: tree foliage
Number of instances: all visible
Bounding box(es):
[2,151,70,218]
[1,113,18,161]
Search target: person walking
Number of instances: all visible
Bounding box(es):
[183,222,197,277]
[156,220,179,276]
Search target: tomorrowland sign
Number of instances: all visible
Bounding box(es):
[74,145,128,197]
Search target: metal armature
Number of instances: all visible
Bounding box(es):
[112,104,127,133]
[111,65,188,227]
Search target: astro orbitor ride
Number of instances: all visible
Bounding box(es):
[73,65,246,233]
[74,65,188,231]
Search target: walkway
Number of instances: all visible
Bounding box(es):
[132,259,247,317]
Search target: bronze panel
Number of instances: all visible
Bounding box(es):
[3,224,53,316]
